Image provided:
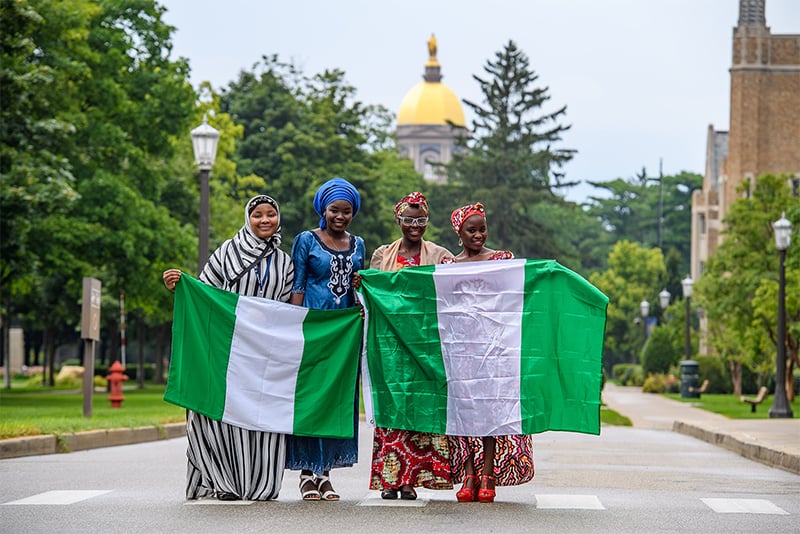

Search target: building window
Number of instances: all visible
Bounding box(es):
[699,214,706,234]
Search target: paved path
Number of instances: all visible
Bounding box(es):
[602,382,800,474]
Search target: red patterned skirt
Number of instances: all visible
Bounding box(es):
[448,435,535,487]
[369,428,453,490]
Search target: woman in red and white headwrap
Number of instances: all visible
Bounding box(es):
[446,202,535,503]
[367,192,455,500]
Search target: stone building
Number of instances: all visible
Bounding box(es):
[395,35,467,182]
[691,0,800,282]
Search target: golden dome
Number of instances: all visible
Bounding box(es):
[397,81,465,127]
[397,34,465,127]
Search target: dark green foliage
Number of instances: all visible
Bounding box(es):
[443,40,579,264]
[693,355,731,394]
[642,326,679,375]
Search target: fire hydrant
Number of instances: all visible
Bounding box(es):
[107,360,129,408]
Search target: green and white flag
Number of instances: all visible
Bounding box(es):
[358,259,608,437]
[164,275,362,439]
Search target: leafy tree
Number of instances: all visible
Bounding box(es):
[694,174,799,396]
[582,169,701,275]
[220,56,421,254]
[1,0,198,382]
[589,241,666,373]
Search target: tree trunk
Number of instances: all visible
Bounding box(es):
[154,323,167,384]
[137,316,144,389]
[729,360,742,396]
[44,325,55,387]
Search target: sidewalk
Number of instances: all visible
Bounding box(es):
[602,382,800,475]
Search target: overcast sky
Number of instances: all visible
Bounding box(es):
[160,1,800,203]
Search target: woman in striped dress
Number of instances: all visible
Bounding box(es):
[162,194,294,501]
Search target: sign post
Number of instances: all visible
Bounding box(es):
[80,278,101,418]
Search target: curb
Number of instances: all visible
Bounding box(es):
[0,423,186,460]
[672,421,800,475]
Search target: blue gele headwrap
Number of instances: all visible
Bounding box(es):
[313,177,361,229]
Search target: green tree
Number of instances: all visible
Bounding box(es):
[1,0,198,383]
[444,40,577,261]
[220,56,421,254]
[694,174,799,396]
[589,241,666,372]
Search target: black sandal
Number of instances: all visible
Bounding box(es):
[400,488,417,500]
[216,491,239,501]
[381,487,398,500]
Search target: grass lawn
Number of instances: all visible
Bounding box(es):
[664,392,800,419]
[0,384,185,440]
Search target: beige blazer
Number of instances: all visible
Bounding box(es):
[370,238,454,271]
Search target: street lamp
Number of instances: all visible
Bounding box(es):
[681,276,693,360]
[659,288,671,320]
[769,212,793,419]
[640,299,650,342]
[190,115,220,275]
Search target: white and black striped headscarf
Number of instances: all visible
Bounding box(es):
[200,195,293,300]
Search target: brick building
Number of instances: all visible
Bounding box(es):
[690,0,800,282]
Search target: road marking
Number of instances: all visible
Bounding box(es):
[184,499,255,506]
[3,490,111,505]
[701,498,789,515]
[535,494,605,510]
[359,496,427,507]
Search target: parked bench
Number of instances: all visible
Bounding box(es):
[688,379,709,397]
[740,386,768,413]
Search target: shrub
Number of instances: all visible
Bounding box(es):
[642,327,680,375]
[612,364,644,386]
[642,372,678,393]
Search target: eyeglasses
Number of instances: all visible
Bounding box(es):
[398,216,428,226]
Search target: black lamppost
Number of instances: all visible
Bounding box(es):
[769,212,793,419]
[659,288,671,322]
[640,299,650,342]
[681,276,693,360]
[679,275,697,398]
[190,115,220,275]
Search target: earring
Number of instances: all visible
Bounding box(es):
[458,238,463,247]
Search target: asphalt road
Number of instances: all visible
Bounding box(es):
[1,420,798,534]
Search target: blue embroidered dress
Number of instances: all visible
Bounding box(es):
[285,230,366,473]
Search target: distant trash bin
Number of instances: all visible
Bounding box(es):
[680,360,700,398]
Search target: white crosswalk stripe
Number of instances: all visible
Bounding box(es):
[2,490,112,505]
[701,498,789,515]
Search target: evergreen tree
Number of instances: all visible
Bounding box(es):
[444,40,577,261]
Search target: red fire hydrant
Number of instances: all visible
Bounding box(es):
[107,360,129,408]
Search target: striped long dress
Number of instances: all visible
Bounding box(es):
[185,235,294,501]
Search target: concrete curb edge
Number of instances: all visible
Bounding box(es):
[0,422,186,460]
[672,420,799,475]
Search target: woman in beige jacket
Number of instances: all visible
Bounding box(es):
[367,192,454,500]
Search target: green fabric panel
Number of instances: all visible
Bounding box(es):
[519,260,608,435]
[359,265,449,434]
[294,306,363,438]
[163,275,238,420]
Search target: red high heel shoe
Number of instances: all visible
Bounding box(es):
[456,474,479,502]
[478,475,496,503]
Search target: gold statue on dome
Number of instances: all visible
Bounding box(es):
[428,34,437,60]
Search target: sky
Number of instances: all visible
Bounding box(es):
[160,0,800,203]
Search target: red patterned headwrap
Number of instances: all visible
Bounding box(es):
[394,191,429,217]
[450,203,486,234]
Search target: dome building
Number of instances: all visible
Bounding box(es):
[396,35,467,183]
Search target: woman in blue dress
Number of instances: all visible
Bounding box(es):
[287,177,366,501]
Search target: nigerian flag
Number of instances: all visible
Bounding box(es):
[164,275,362,439]
[358,259,608,437]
